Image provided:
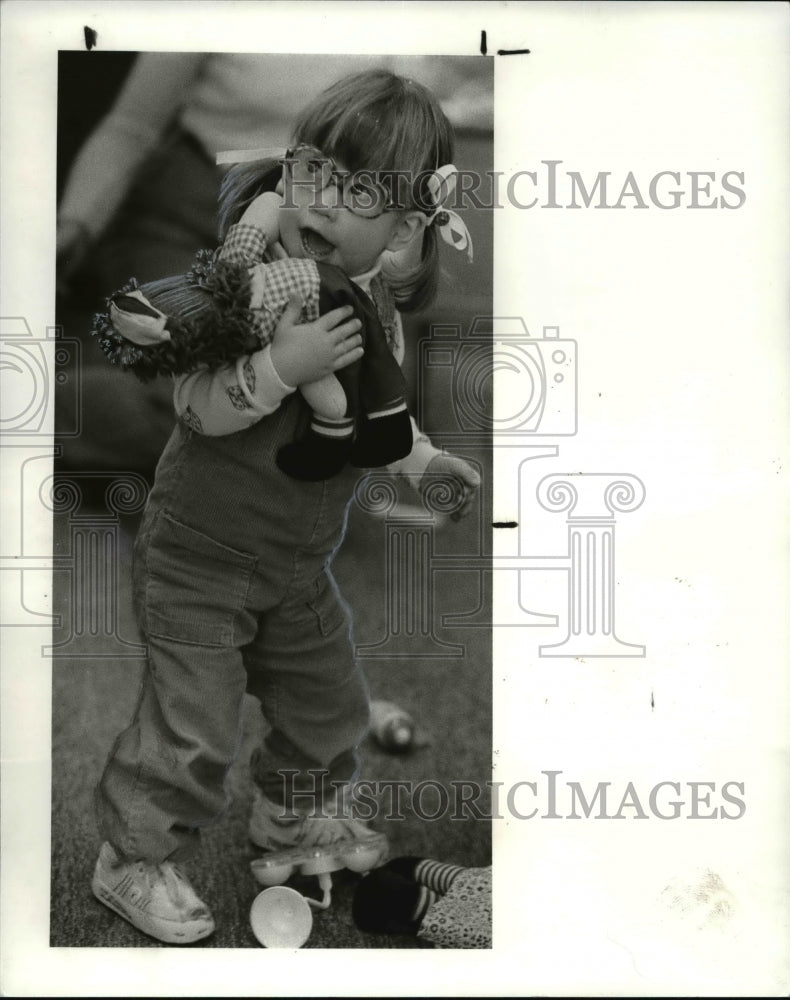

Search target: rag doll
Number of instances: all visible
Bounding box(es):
[92,242,413,480]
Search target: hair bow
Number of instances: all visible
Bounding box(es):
[426,165,474,263]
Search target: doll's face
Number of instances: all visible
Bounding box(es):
[278,149,423,276]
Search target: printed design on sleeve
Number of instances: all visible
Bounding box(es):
[242,360,256,395]
[226,384,251,410]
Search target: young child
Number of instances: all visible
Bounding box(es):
[91,69,481,945]
[95,182,424,481]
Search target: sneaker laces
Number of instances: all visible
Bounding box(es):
[136,859,204,914]
[298,812,380,848]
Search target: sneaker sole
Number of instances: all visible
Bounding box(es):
[92,873,215,945]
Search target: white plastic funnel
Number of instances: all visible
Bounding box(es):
[250,886,313,948]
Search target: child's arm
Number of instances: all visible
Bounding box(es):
[173,296,362,435]
[385,311,480,521]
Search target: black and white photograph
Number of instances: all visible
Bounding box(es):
[50,47,494,950]
[1,1,788,995]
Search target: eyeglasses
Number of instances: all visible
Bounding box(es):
[280,144,396,219]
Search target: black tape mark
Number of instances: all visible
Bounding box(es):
[84,26,98,50]
[492,521,518,529]
[480,30,487,56]
[497,48,531,56]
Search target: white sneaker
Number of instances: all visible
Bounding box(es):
[92,842,215,944]
[248,785,382,851]
[248,786,388,889]
[248,786,305,851]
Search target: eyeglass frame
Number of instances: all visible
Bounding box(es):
[279,144,425,219]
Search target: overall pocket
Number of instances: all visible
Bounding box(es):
[304,571,349,638]
[142,510,257,646]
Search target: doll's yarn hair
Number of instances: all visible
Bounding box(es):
[217,69,455,313]
[92,258,257,382]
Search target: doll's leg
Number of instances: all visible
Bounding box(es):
[352,868,438,935]
[275,273,361,480]
[277,267,413,478]
[276,373,356,481]
[300,374,347,421]
[353,860,491,945]
[344,287,412,468]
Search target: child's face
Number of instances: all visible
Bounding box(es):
[278,152,422,276]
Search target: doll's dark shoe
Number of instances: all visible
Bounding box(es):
[276,417,354,481]
[352,868,437,935]
[350,404,413,468]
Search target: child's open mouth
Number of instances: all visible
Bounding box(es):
[300,227,335,260]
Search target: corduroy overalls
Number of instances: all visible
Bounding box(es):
[96,394,369,863]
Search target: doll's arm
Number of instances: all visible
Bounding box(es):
[219,194,286,266]
[218,222,274,268]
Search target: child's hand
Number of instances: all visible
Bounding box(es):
[239,191,286,256]
[420,454,481,522]
[270,294,364,387]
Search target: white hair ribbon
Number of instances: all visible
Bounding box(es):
[426,165,474,263]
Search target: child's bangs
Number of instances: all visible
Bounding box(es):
[293,72,454,211]
[300,110,421,207]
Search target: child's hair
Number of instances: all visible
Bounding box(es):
[218,69,455,312]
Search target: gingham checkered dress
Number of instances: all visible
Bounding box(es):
[221,223,402,356]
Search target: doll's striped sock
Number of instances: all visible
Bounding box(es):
[413,859,465,895]
[384,856,466,895]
